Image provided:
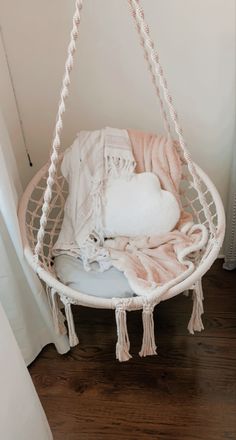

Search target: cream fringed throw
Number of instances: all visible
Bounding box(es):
[54,128,208,362]
[53,127,136,268]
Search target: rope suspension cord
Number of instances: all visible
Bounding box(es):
[34,0,83,263]
[35,0,216,266]
[128,0,171,136]
[129,0,216,237]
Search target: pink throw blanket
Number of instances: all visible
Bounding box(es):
[104,130,208,298]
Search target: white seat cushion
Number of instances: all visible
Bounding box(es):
[103,172,180,237]
[54,255,134,299]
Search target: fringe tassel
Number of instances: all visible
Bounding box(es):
[183,290,189,297]
[105,154,136,178]
[115,304,132,362]
[187,279,204,334]
[46,285,53,309]
[51,289,67,335]
[61,297,79,347]
[139,301,157,358]
[46,287,66,335]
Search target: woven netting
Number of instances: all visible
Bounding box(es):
[24,151,219,277]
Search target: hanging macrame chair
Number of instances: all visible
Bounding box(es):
[18,0,225,361]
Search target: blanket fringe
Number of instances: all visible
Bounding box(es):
[139,300,157,358]
[115,303,132,362]
[105,154,136,178]
[61,296,79,347]
[188,279,204,334]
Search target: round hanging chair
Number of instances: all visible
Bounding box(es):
[18,0,225,361]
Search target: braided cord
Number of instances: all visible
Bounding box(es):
[34,0,83,263]
[128,0,216,236]
[128,0,171,135]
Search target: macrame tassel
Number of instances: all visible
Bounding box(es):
[183,290,189,297]
[115,304,132,362]
[188,279,204,334]
[62,297,79,347]
[51,289,67,335]
[46,285,53,308]
[139,301,157,358]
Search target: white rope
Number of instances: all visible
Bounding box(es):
[139,299,157,357]
[188,279,204,334]
[115,302,132,362]
[50,288,67,335]
[60,295,79,347]
[128,0,216,237]
[34,0,83,263]
[128,0,171,135]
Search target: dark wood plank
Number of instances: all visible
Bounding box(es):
[29,260,236,440]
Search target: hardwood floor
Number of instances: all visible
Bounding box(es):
[29,260,236,440]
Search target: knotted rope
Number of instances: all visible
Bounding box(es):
[115,302,132,362]
[34,0,83,263]
[139,298,157,357]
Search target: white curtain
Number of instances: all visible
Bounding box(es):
[0,301,52,440]
[224,143,236,270]
[0,110,70,365]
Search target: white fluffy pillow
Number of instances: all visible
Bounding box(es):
[103,172,180,237]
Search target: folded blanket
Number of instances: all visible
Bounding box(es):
[53,127,136,267]
[105,224,208,298]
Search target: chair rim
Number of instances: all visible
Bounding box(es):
[18,159,225,310]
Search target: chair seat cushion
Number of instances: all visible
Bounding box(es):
[54,254,134,299]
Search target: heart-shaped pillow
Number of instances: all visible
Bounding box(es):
[103,172,180,237]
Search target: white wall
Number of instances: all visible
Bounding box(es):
[0,0,235,208]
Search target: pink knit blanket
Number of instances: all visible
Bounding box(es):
[104,130,208,298]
